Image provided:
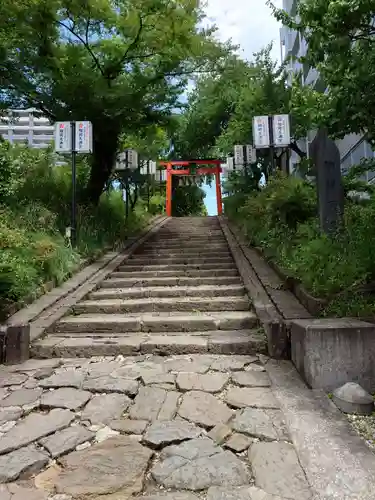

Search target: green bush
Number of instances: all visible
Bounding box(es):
[225,172,375,316]
[0,144,159,319]
[149,193,166,215]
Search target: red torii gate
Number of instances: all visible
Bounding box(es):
[159,160,223,217]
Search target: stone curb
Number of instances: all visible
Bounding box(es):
[2,215,168,352]
[220,218,311,322]
[218,217,288,359]
[266,359,375,500]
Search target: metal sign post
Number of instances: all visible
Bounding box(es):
[54,120,93,247]
[268,116,275,173]
[71,121,77,247]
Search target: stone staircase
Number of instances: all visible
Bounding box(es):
[32,217,266,358]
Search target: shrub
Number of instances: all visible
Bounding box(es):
[0,143,161,319]
[225,172,375,315]
[149,194,166,215]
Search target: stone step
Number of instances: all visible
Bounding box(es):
[53,311,258,334]
[156,227,223,231]
[73,296,250,314]
[142,243,230,251]
[154,236,223,241]
[118,263,236,272]
[31,330,266,357]
[135,250,232,258]
[110,269,239,278]
[127,256,234,265]
[90,284,246,300]
[155,226,223,233]
[150,235,225,242]
[100,276,243,288]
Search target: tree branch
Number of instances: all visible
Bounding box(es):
[104,14,145,80]
[56,19,106,79]
[119,15,144,67]
[290,140,307,158]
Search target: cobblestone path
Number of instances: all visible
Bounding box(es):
[0,354,313,499]
[0,218,313,499]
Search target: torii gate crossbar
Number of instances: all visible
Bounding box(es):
[159,160,223,217]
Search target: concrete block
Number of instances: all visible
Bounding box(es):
[0,324,31,364]
[291,318,375,392]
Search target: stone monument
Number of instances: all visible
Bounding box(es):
[309,129,344,234]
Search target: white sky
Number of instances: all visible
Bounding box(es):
[203,0,283,63]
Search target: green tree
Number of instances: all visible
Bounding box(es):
[173,46,321,177]
[172,55,247,159]
[0,0,228,204]
[268,0,375,143]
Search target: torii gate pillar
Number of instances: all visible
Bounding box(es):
[162,160,223,217]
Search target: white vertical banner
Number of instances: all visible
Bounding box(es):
[75,121,93,153]
[54,122,71,153]
[273,114,291,147]
[149,161,157,175]
[234,145,244,165]
[245,145,256,164]
[127,149,138,169]
[226,157,234,171]
[253,116,270,148]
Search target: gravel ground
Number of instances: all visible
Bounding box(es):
[347,413,375,451]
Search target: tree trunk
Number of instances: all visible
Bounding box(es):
[130,186,138,211]
[85,126,119,205]
[125,180,130,219]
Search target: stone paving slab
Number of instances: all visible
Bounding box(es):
[176,372,230,393]
[138,493,200,500]
[40,388,91,411]
[207,486,286,499]
[0,446,49,483]
[0,483,50,500]
[249,442,312,500]
[39,425,94,458]
[81,393,131,425]
[232,371,271,388]
[0,410,75,455]
[143,420,203,448]
[151,438,250,490]
[225,387,279,410]
[0,388,42,408]
[231,408,290,442]
[40,437,153,498]
[178,391,233,429]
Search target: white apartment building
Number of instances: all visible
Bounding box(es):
[280,0,375,182]
[0,108,54,149]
